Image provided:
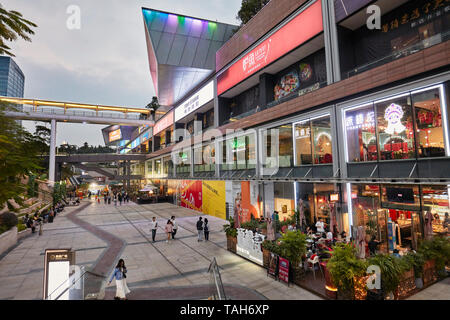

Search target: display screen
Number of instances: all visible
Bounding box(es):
[386,187,415,203]
[109,129,122,142]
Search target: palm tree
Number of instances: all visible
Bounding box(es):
[0,4,37,56]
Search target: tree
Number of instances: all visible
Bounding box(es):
[0,3,37,56]
[236,0,270,26]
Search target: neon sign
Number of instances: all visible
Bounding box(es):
[384,103,405,134]
[346,111,375,130]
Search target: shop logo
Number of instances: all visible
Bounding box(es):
[384,103,406,134]
[346,111,375,130]
[242,40,271,74]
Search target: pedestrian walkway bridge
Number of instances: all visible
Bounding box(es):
[0,96,155,126]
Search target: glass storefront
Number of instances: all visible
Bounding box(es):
[263,124,294,168]
[344,84,449,162]
[220,133,256,170]
[194,143,215,172]
[294,115,333,165]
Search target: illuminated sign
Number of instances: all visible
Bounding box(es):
[153,111,174,135]
[236,228,265,266]
[346,111,375,130]
[109,129,122,142]
[175,80,214,122]
[330,194,339,202]
[131,137,140,149]
[43,249,75,300]
[295,127,310,139]
[384,103,405,134]
[217,0,323,95]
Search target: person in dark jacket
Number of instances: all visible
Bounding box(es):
[204,218,210,241]
[196,217,203,242]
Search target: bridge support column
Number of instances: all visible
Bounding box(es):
[49,119,57,184]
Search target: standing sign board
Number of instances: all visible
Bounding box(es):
[267,253,279,278]
[278,257,290,284]
[43,249,75,300]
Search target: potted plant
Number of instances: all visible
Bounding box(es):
[368,254,403,300]
[261,240,281,268]
[327,243,368,300]
[278,231,307,284]
[223,217,237,253]
[401,251,425,289]
[418,236,450,280]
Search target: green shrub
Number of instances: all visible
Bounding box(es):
[368,254,403,294]
[0,212,18,230]
[17,223,27,232]
[327,243,368,294]
[223,217,237,237]
[240,219,260,232]
[418,236,450,274]
[262,240,282,256]
[278,230,307,267]
[400,251,425,278]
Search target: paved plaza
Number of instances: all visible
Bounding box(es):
[0,200,321,300]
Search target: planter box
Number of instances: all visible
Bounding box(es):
[396,268,416,299]
[262,247,270,269]
[291,265,306,286]
[0,226,18,256]
[423,259,437,287]
[226,235,237,253]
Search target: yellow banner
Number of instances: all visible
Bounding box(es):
[202,181,226,220]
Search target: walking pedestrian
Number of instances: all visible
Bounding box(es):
[118,193,122,206]
[170,216,178,239]
[104,195,107,204]
[150,217,158,242]
[114,195,117,206]
[165,219,173,243]
[108,195,111,205]
[196,217,203,242]
[204,218,209,241]
[108,259,131,300]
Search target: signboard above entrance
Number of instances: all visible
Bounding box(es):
[217,0,323,95]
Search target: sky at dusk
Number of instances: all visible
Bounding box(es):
[2,0,241,146]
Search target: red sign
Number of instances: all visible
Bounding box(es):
[217,0,323,95]
[180,180,202,212]
[278,257,289,283]
[153,111,174,135]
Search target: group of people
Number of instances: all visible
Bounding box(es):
[148,215,211,243]
[23,202,66,234]
[99,190,130,206]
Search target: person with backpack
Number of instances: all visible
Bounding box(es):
[204,218,210,241]
[196,217,204,242]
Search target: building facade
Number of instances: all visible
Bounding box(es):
[0,56,25,125]
[120,0,450,253]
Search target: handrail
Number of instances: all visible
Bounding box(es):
[207,257,227,300]
[46,267,86,300]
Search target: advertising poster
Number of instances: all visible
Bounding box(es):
[268,253,279,278]
[278,257,290,283]
[202,181,226,220]
[180,180,202,212]
[240,181,260,222]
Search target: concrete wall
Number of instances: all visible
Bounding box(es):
[0,226,17,257]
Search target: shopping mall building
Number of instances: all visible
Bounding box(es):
[112,0,450,255]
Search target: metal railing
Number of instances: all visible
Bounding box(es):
[207,257,227,300]
[46,266,86,300]
[20,105,144,120]
[342,30,450,79]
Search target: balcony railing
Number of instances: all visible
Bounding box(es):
[342,30,450,80]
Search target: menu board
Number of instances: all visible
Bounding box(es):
[278,257,290,283]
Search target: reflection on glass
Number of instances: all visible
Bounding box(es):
[294,120,312,165]
[421,185,450,237]
[312,116,332,164]
[345,104,377,162]
[376,95,415,160]
[412,88,445,158]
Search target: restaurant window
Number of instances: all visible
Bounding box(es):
[176,149,191,173]
[247,134,256,169]
[294,120,312,165]
[263,124,293,168]
[312,116,332,164]
[376,94,415,160]
[345,104,377,162]
[380,184,421,252]
[154,159,162,175]
[236,136,246,169]
[163,156,172,175]
[203,143,215,171]
[351,184,387,254]
[146,160,153,176]
[412,87,446,158]
[421,185,450,237]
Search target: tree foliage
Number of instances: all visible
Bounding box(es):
[0,3,37,56]
[0,102,45,205]
[236,0,270,26]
